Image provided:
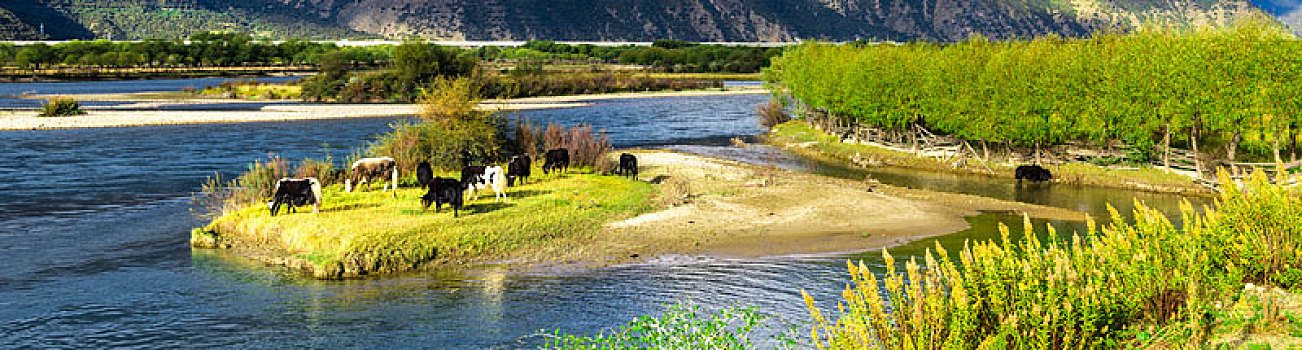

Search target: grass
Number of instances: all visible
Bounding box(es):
[198,83,302,100]
[767,121,1209,195]
[197,167,657,278]
[643,72,762,80]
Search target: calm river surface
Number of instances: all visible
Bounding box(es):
[0,82,1205,348]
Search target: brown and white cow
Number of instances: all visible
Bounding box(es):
[345,157,398,196]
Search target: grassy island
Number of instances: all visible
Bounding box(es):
[194,168,656,279]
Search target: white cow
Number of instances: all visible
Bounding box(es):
[468,166,507,202]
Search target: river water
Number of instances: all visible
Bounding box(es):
[0,83,1205,348]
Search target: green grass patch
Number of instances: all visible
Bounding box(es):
[203,169,657,278]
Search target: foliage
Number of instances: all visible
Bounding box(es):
[534,122,613,169]
[480,72,723,99]
[804,170,1302,349]
[541,303,795,350]
[2,33,385,70]
[765,17,1301,169]
[36,96,84,117]
[367,77,502,173]
[756,100,789,129]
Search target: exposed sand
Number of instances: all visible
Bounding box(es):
[0,88,767,130]
[569,151,1086,265]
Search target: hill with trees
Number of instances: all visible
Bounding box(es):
[0,0,1279,41]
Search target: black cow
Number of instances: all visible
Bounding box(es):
[416,161,434,188]
[618,153,638,179]
[542,148,570,175]
[461,165,487,190]
[267,178,322,216]
[507,155,531,187]
[1015,165,1053,182]
[421,177,465,217]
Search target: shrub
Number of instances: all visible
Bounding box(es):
[540,303,791,349]
[803,170,1302,349]
[756,100,789,129]
[37,97,85,117]
[368,76,502,173]
[537,122,612,168]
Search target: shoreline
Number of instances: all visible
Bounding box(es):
[0,88,767,130]
[194,151,1085,279]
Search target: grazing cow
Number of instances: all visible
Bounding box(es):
[507,155,531,187]
[346,157,398,196]
[421,177,464,217]
[618,153,638,179]
[267,178,322,216]
[543,148,570,175]
[416,161,434,188]
[1015,165,1053,182]
[482,166,507,202]
[461,165,487,200]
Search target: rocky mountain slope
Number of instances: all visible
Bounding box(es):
[0,0,1277,41]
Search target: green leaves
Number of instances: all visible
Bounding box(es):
[766,19,1302,161]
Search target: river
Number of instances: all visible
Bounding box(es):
[0,82,1205,348]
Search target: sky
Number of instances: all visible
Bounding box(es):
[1251,0,1301,15]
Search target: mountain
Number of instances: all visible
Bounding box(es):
[0,0,1278,41]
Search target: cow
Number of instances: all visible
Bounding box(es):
[267,177,322,216]
[618,153,638,179]
[1015,165,1053,182]
[461,165,487,200]
[421,177,464,217]
[482,166,507,202]
[542,148,570,175]
[345,157,397,196]
[507,155,531,187]
[416,161,434,188]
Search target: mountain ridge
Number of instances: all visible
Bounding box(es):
[0,0,1280,41]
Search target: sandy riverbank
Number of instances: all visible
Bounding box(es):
[196,151,1085,278]
[580,152,1084,264]
[0,88,767,130]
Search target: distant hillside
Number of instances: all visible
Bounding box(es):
[0,0,1279,41]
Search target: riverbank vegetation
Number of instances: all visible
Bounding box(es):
[765,17,1300,179]
[805,171,1302,348]
[767,121,1209,194]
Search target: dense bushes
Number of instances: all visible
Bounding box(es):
[766,17,1300,171]
[481,72,722,99]
[37,97,85,117]
[804,171,1302,348]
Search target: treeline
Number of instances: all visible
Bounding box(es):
[301,41,722,103]
[765,17,1301,173]
[474,39,781,73]
[0,32,390,69]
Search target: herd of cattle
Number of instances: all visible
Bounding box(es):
[266,149,641,217]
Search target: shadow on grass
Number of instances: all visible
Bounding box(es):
[506,189,553,198]
[463,201,514,215]
[331,202,384,211]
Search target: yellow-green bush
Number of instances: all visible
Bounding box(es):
[805,171,1302,349]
